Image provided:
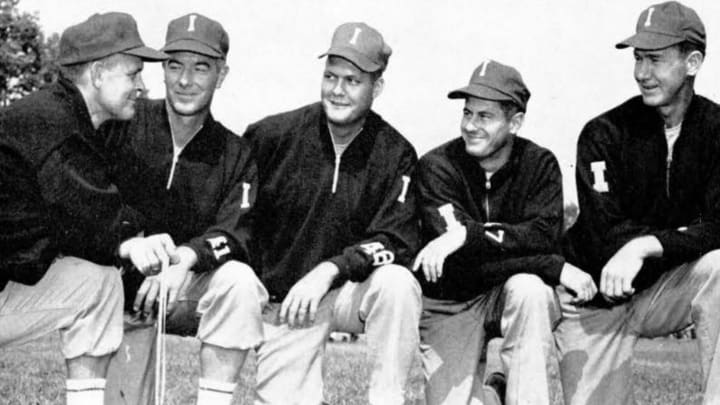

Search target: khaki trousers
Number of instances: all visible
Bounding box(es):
[105,261,268,405]
[420,273,560,405]
[0,256,123,359]
[556,250,720,405]
[255,264,422,405]
[105,263,421,405]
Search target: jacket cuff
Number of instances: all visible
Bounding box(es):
[328,247,373,282]
[112,206,145,269]
[185,235,233,273]
[651,230,682,261]
[328,255,351,279]
[536,254,564,285]
[183,241,210,273]
[464,220,486,249]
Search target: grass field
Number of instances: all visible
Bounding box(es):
[0,334,703,404]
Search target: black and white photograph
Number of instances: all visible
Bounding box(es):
[2,0,720,403]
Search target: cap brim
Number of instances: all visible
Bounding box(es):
[448,84,514,102]
[615,31,684,50]
[123,46,168,61]
[319,47,381,73]
[162,39,224,58]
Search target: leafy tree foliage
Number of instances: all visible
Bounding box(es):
[1,0,59,106]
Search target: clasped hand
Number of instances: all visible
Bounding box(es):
[599,243,643,303]
[412,226,467,283]
[118,233,180,276]
[119,235,197,317]
[559,263,597,304]
[280,262,339,328]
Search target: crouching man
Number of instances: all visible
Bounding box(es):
[0,12,166,404]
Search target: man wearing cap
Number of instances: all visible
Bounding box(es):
[241,22,421,404]
[101,13,257,405]
[0,12,167,405]
[557,2,720,404]
[413,60,571,405]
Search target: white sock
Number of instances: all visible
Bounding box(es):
[66,378,105,405]
[197,378,236,405]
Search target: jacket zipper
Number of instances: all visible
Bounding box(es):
[166,151,179,190]
[331,153,341,194]
[329,126,362,194]
[166,122,202,191]
[484,177,492,221]
[665,156,672,198]
[663,123,681,199]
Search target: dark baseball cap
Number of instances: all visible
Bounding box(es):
[448,60,531,111]
[616,1,706,51]
[319,22,392,73]
[57,12,167,66]
[162,13,229,59]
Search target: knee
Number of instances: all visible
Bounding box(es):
[61,257,123,303]
[679,250,720,296]
[370,264,421,302]
[213,260,258,287]
[503,273,554,307]
[695,250,720,275]
[63,256,120,286]
[52,258,123,339]
[211,261,266,300]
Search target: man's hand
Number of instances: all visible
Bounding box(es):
[560,262,597,304]
[133,246,197,316]
[412,225,466,283]
[280,261,339,328]
[600,236,663,303]
[118,234,180,275]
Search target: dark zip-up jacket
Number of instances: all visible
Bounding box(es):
[103,98,256,273]
[416,136,564,301]
[0,78,144,291]
[243,102,419,301]
[564,95,720,291]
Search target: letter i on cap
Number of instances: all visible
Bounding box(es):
[448,59,531,111]
[615,1,705,51]
[319,22,392,73]
[161,13,229,59]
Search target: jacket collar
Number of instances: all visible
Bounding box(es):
[452,136,527,184]
[634,93,701,137]
[55,76,97,140]
[159,101,224,164]
[314,102,381,163]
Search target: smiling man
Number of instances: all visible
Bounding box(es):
[0,12,166,405]
[413,60,569,405]
[101,14,257,405]
[242,22,421,405]
[557,2,720,404]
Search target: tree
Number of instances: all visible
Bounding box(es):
[1,0,59,106]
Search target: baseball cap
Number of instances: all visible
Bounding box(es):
[162,13,229,59]
[58,12,167,66]
[448,60,531,111]
[616,1,706,51]
[319,22,392,73]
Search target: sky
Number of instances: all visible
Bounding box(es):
[18,0,720,201]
